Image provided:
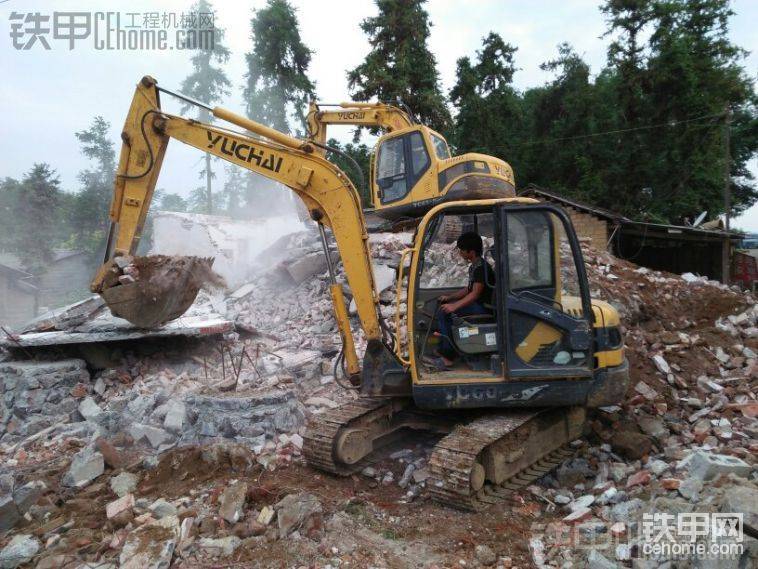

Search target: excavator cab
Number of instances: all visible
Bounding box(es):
[306,102,517,220]
[369,126,517,219]
[400,199,626,409]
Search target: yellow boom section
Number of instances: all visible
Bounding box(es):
[93,76,385,377]
[306,101,414,149]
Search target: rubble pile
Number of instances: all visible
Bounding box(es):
[229,228,412,353]
[0,226,755,568]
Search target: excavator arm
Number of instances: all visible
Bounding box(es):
[92,76,390,380]
[306,101,414,149]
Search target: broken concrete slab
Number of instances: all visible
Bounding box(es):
[148,498,177,519]
[129,424,173,449]
[218,481,247,524]
[162,401,186,434]
[257,505,275,526]
[721,486,758,533]
[119,515,179,569]
[373,263,396,293]
[11,481,45,514]
[198,536,241,556]
[0,534,40,569]
[106,494,134,520]
[16,295,104,334]
[110,472,138,498]
[275,492,322,537]
[280,251,334,284]
[1,314,234,349]
[78,397,102,421]
[0,496,21,533]
[62,446,104,488]
[687,451,751,481]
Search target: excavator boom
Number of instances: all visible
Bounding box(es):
[92,76,388,380]
[306,101,414,148]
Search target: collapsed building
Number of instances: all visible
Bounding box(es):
[0,212,755,568]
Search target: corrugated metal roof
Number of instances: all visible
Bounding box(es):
[521,185,743,240]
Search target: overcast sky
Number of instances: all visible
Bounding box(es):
[1,0,756,230]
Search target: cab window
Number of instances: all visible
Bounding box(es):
[376,137,407,202]
[410,132,430,177]
[430,133,451,159]
[376,131,432,204]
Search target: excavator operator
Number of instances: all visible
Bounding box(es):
[431,232,496,369]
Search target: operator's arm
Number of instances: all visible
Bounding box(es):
[441,283,484,313]
[439,287,468,302]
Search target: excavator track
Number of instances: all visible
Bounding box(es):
[302,398,397,476]
[304,399,585,511]
[428,407,584,511]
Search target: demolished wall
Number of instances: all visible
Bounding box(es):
[0,226,755,568]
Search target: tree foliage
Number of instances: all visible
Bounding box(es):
[243,0,315,134]
[451,0,757,223]
[450,33,523,169]
[10,164,62,274]
[324,138,372,207]
[348,0,451,133]
[70,116,115,255]
[180,0,231,214]
[243,0,315,212]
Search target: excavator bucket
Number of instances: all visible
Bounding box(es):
[95,255,224,328]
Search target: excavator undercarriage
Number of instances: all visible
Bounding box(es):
[303,399,586,510]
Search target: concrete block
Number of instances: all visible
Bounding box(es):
[0,495,21,533]
[687,451,751,481]
[62,447,104,488]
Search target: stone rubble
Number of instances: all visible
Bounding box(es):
[0,227,754,568]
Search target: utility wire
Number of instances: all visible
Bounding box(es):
[465,111,727,152]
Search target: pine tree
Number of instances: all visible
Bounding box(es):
[522,44,612,201]
[644,0,757,220]
[13,164,61,274]
[348,0,451,133]
[450,33,523,174]
[243,0,315,212]
[243,0,315,134]
[180,0,231,214]
[600,0,658,217]
[71,116,116,255]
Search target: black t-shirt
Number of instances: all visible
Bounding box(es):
[468,257,496,306]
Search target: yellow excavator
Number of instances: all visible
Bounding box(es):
[92,77,629,509]
[305,101,516,219]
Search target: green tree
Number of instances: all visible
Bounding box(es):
[348,0,451,133]
[643,0,757,221]
[243,0,315,134]
[180,0,231,214]
[0,177,22,251]
[519,44,615,202]
[324,138,372,207]
[71,116,115,255]
[220,164,246,218]
[243,0,315,211]
[188,187,210,214]
[450,33,524,173]
[158,193,188,212]
[12,164,61,274]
